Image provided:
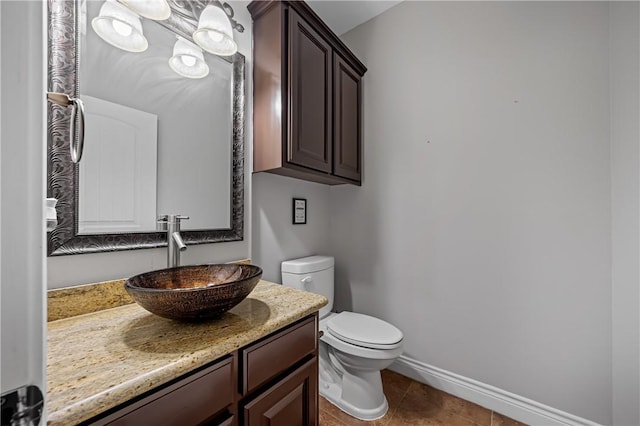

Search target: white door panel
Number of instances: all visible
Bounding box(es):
[1,1,47,424]
[79,95,158,234]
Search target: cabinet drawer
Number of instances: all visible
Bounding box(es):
[92,357,234,426]
[242,357,318,426]
[241,315,317,395]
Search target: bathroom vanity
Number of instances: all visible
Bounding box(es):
[46,280,327,426]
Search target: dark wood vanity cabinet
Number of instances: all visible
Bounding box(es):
[239,315,318,426]
[249,0,366,185]
[243,358,317,426]
[86,315,319,426]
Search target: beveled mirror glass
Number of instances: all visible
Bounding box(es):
[47,0,245,256]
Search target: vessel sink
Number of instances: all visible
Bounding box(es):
[125,264,263,321]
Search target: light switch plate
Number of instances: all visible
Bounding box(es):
[293,198,307,225]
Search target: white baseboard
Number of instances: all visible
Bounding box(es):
[389,356,601,426]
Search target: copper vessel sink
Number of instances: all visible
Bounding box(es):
[125,264,263,321]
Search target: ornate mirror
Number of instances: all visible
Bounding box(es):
[47,0,245,256]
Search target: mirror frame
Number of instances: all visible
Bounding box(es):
[47,0,245,256]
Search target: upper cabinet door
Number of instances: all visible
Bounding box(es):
[287,9,333,173]
[249,1,366,186]
[333,53,362,182]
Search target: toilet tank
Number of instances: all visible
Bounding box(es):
[281,255,334,317]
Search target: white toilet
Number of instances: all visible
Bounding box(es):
[281,255,404,421]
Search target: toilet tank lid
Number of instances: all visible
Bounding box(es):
[281,255,334,274]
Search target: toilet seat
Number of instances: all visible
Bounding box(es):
[326,312,403,350]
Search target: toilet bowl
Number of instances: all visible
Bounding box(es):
[319,311,404,420]
[281,256,404,421]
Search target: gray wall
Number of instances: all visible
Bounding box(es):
[252,173,331,283]
[610,2,640,425]
[332,2,612,423]
[47,0,253,288]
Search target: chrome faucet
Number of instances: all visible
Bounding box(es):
[157,214,189,268]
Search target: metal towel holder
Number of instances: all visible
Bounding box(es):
[47,92,85,163]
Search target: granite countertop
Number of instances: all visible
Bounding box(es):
[47,280,327,426]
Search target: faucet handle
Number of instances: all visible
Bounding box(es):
[156,214,188,230]
[156,215,169,231]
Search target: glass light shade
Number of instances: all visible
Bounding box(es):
[91,0,148,52]
[193,4,237,56]
[168,37,210,79]
[118,0,171,21]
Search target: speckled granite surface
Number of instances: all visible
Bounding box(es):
[47,280,327,426]
[47,279,132,322]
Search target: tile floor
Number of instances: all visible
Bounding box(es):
[319,370,527,426]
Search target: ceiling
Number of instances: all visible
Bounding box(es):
[306,1,402,36]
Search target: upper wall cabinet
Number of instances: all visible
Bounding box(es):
[249,0,366,186]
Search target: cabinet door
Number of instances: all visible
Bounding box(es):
[333,53,362,182]
[243,358,318,426]
[288,9,332,173]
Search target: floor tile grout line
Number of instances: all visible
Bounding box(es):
[383,406,396,426]
[397,379,414,403]
[384,378,415,425]
[320,407,349,426]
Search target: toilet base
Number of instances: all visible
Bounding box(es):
[319,345,389,421]
[320,379,389,421]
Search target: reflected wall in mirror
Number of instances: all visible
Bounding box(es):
[47,0,245,256]
[80,0,233,233]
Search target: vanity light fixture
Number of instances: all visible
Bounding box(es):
[92,0,148,52]
[117,0,171,21]
[192,4,238,56]
[169,36,210,79]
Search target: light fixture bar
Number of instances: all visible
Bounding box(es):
[118,0,172,21]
